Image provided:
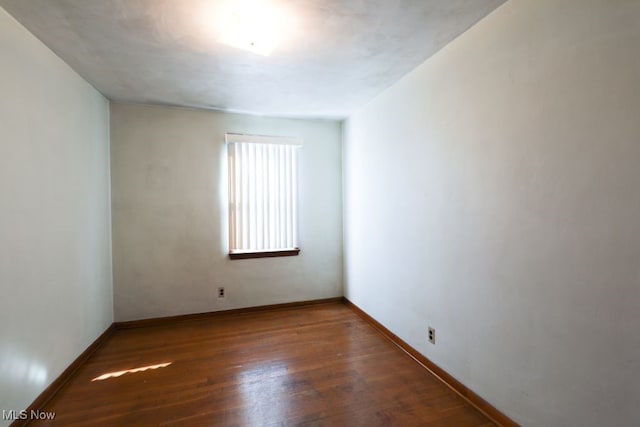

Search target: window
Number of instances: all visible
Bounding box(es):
[226,133,301,259]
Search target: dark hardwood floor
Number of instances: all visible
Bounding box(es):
[33,302,495,426]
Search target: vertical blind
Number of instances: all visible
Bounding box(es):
[226,133,301,253]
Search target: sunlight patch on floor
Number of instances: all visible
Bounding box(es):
[91,362,172,381]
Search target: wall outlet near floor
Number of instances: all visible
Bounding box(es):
[217,287,225,298]
[428,326,435,344]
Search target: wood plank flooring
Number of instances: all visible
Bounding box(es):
[33,302,495,426]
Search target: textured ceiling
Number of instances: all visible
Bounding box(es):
[0,0,505,119]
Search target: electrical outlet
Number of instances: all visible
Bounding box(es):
[217,287,225,298]
[428,326,435,344]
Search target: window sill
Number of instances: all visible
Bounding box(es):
[229,249,300,260]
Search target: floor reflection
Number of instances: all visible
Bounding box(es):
[236,361,291,424]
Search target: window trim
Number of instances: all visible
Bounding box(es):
[225,133,302,146]
[228,248,300,260]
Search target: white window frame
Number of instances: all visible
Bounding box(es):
[226,133,302,259]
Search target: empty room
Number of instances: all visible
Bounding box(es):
[1,0,639,426]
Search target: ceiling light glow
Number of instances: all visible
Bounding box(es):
[218,0,292,56]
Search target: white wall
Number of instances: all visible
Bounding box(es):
[343,0,640,425]
[110,103,342,321]
[0,7,112,423]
